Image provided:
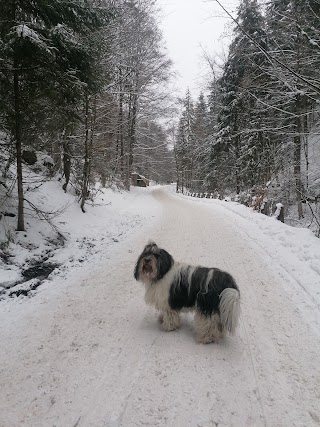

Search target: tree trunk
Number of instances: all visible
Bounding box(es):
[14,63,24,231]
[80,94,91,212]
[234,135,240,195]
[119,91,124,179]
[80,95,96,213]
[303,104,309,190]
[190,158,194,192]
[127,93,138,191]
[62,136,72,192]
[61,123,73,192]
[294,94,303,219]
[116,68,124,179]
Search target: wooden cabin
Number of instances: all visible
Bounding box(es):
[131,173,150,187]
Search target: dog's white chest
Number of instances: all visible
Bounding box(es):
[144,281,171,311]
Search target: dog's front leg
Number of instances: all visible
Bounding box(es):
[158,310,181,332]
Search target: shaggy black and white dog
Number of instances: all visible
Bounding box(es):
[134,242,240,343]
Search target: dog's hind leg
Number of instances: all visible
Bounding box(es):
[159,310,181,331]
[194,311,225,344]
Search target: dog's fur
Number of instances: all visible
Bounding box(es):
[134,242,240,343]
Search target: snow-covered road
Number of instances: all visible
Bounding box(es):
[1,188,320,427]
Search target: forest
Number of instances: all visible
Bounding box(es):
[176,0,320,234]
[2,3,320,424]
[1,0,320,236]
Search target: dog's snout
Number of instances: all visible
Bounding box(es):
[144,257,152,263]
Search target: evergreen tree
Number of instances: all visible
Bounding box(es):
[0,0,110,229]
[191,93,210,192]
[216,0,267,194]
[265,0,320,217]
[175,90,195,192]
[206,79,222,193]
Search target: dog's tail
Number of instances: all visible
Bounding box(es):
[219,288,240,335]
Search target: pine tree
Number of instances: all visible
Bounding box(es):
[191,93,210,192]
[216,0,267,194]
[206,79,222,193]
[0,0,110,229]
[265,0,320,218]
[175,90,195,192]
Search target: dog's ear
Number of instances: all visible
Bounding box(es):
[157,249,173,280]
[143,241,158,253]
[134,256,141,280]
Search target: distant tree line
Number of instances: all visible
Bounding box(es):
[175,0,320,222]
[0,0,174,231]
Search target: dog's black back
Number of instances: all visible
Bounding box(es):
[169,266,239,316]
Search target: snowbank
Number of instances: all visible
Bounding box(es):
[0,178,160,300]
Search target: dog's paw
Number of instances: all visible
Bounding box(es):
[159,312,181,331]
[196,336,217,344]
[196,332,224,344]
[161,323,179,332]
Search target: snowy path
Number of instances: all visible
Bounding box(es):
[1,188,320,427]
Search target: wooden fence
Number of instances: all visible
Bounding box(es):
[177,191,285,223]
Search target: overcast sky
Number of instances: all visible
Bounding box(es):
[157,0,240,98]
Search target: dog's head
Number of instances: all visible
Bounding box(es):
[134,241,173,284]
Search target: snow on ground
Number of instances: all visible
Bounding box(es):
[174,190,320,336]
[0,175,160,299]
[1,186,320,427]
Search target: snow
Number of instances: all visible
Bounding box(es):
[1,185,320,426]
[16,24,40,40]
[1,176,160,298]
[14,24,52,54]
[273,202,283,219]
[0,267,21,288]
[175,190,320,334]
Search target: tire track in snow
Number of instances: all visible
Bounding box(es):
[240,315,268,427]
